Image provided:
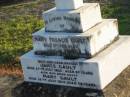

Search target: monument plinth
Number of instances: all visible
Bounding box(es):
[43,3,102,33]
[20,0,130,91]
[21,36,130,90]
[33,19,119,58]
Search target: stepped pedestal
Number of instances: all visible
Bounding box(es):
[43,3,102,33]
[20,0,130,92]
[33,19,119,59]
[21,36,130,90]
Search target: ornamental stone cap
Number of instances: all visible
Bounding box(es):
[55,0,83,10]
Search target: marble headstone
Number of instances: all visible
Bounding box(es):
[21,36,130,89]
[20,0,130,91]
[43,3,102,33]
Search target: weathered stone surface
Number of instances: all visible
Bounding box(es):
[33,19,119,59]
[13,82,104,97]
[21,36,130,90]
[0,76,22,97]
[43,3,102,33]
[55,0,83,10]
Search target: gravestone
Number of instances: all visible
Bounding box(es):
[43,3,102,32]
[21,0,130,91]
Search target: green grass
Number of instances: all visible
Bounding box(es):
[101,4,130,35]
[0,2,130,66]
[0,15,43,65]
[0,0,47,65]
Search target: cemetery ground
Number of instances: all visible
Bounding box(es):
[1,65,130,97]
[0,0,130,97]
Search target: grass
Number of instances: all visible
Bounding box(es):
[0,0,53,66]
[101,4,130,35]
[0,15,43,65]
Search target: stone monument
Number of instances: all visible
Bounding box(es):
[20,0,130,90]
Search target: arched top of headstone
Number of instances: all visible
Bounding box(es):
[55,0,83,10]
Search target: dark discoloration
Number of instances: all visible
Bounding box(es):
[12,82,104,97]
[34,36,91,59]
[63,23,83,33]
[33,35,47,42]
[34,48,91,59]
[34,36,119,59]
[44,14,83,33]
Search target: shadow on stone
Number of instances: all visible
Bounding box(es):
[12,82,105,97]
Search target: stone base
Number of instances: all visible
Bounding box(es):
[21,36,130,90]
[43,3,102,32]
[33,19,119,59]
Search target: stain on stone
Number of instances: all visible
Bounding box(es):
[34,48,91,59]
[64,23,83,33]
[12,82,105,97]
